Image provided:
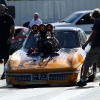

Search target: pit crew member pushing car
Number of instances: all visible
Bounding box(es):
[77,8,100,87]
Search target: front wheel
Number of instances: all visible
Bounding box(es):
[13,85,20,88]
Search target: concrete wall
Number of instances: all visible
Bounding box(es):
[6,0,100,25]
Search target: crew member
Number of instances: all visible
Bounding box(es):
[77,8,100,87]
[0,4,15,79]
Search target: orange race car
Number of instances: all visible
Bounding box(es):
[5,24,96,87]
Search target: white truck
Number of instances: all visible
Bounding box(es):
[51,10,94,34]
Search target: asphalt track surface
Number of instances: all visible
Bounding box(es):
[0,64,100,100]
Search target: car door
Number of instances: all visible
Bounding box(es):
[75,13,94,34]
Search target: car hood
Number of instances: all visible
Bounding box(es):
[50,22,71,27]
[9,48,83,71]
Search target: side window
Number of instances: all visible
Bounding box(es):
[14,29,26,37]
[76,14,94,25]
[78,29,87,46]
[16,30,26,37]
[14,29,22,37]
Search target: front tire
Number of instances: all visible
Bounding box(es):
[13,85,20,88]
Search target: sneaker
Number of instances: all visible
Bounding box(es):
[76,80,87,87]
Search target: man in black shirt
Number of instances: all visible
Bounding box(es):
[77,8,100,87]
[0,4,15,79]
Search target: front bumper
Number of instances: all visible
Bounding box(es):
[6,71,79,85]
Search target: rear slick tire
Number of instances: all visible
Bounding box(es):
[88,63,96,82]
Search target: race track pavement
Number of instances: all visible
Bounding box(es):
[0,64,100,100]
[0,80,100,100]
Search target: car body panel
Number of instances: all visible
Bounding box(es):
[8,48,84,71]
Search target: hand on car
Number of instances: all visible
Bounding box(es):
[82,42,88,50]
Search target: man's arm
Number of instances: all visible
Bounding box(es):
[82,18,99,50]
[9,25,15,39]
[86,30,97,44]
[29,20,33,28]
[7,25,15,45]
[82,30,97,49]
[40,19,42,24]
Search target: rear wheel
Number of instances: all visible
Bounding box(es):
[88,63,96,82]
[80,65,83,79]
[80,63,96,82]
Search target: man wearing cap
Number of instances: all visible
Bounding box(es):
[77,8,100,87]
[28,13,42,51]
[29,13,42,28]
[0,4,15,79]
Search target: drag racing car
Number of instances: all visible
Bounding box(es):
[5,24,96,87]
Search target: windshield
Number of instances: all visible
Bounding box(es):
[54,31,79,48]
[23,31,40,49]
[23,30,79,50]
[60,13,83,23]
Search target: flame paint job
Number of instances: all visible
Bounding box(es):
[6,47,86,85]
[9,48,84,70]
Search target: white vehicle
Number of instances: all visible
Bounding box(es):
[51,10,93,34]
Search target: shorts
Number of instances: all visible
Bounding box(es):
[83,47,100,69]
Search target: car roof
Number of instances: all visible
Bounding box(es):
[15,26,29,32]
[74,10,93,14]
[54,27,79,31]
[15,26,28,29]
